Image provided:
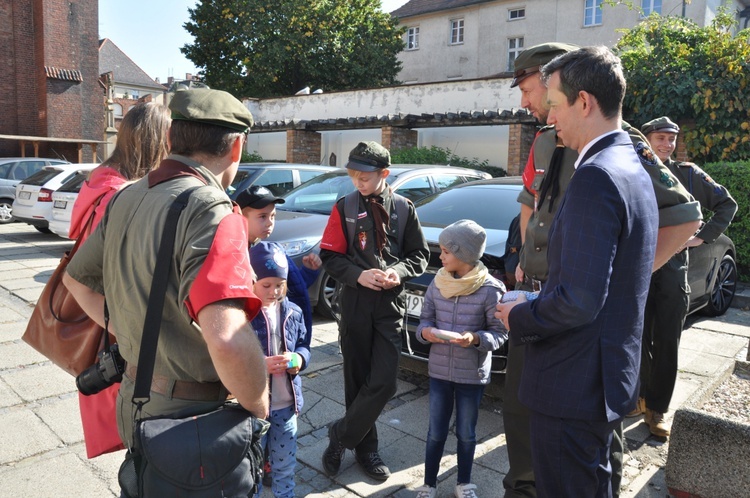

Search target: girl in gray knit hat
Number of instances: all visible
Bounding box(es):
[414,219,507,498]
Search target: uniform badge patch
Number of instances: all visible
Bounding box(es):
[635,142,657,167]
[358,232,367,250]
[660,172,676,187]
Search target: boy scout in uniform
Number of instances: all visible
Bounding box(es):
[319,141,428,482]
[501,44,703,498]
[632,116,737,437]
[64,88,269,450]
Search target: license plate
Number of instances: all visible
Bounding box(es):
[53,200,67,209]
[405,292,424,317]
[19,191,31,199]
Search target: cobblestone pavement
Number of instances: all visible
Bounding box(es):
[1,222,748,497]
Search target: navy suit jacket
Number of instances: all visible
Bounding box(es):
[509,130,658,422]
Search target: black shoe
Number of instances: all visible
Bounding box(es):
[322,423,346,476]
[355,451,391,482]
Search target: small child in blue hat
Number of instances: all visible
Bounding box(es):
[249,241,311,498]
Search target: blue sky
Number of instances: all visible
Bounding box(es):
[99,0,409,84]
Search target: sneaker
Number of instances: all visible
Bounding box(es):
[355,451,391,481]
[626,397,646,418]
[646,409,671,437]
[455,483,479,498]
[322,422,346,476]
[414,485,437,498]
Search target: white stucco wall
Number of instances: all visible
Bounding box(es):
[244,77,520,168]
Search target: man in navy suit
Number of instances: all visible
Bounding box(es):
[496,46,659,497]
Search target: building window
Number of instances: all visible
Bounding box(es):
[450,19,464,45]
[406,26,419,50]
[641,0,662,16]
[508,8,526,20]
[508,37,525,71]
[584,0,603,26]
[112,103,123,117]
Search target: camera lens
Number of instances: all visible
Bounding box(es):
[76,361,111,396]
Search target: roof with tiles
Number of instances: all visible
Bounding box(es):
[390,0,497,18]
[98,38,165,91]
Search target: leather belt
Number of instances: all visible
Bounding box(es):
[125,364,228,402]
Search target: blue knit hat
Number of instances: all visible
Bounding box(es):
[250,242,288,280]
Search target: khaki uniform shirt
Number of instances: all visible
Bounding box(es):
[517,124,703,283]
[68,155,253,382]
[664,158,737,243]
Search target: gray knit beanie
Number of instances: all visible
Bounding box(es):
[438,219,486,265]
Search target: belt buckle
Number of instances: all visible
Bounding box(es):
[531,279,542,292]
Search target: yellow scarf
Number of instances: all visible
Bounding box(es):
[434,261,489,299]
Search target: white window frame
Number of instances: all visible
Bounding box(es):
[640,0,662,17]
[583,0,603,26]
[508,8,526,21]
[406,26,420,50]
[507,37,525,71]
[449,18,464,45]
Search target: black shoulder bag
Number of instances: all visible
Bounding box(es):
[118,187,269,497]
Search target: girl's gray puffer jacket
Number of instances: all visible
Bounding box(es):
[416,277,507,385]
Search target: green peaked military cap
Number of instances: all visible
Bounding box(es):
[641,116,680,136]
[169,88,254,132]
[346,141,391,172]
[511,42,580,87]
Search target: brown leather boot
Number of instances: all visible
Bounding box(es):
[646,409,670,437]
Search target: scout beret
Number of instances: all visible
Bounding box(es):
[511,42,580,87]
[169,88,254,132]
[346,141,391,172]
[641,116,680,136]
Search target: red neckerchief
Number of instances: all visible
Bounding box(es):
[148,158,207,188]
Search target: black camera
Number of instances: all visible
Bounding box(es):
[76,344,126,396]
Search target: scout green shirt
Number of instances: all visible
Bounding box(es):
[67,155,235,382]
[517,124,703,283]
[664,158,737,244]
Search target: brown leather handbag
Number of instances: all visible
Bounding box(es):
[22,195,111,376]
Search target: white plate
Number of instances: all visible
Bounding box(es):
[432,329,462,341]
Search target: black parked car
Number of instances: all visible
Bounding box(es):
[226,163,336,199]
[401,177,738,374]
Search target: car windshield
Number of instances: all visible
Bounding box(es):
[278,171,354,214]
[20,168,63,186]
[416,184,520,231]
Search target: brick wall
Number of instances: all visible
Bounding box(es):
[506,123,537,176]
[0,0,103,161]
[382,126,417,152]
[286,130,321,164]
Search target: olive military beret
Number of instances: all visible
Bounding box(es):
[346,141,391,172]
[641,116,680,136]
[511,42,580,88]
[169,88,254,132]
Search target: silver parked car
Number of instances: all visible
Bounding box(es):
[0,157,69,223]
[268,164,493,318]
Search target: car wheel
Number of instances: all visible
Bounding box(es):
[0,199,13,224]
[316,271,341,321]
[34,226,53,234]
[702,253,737,317]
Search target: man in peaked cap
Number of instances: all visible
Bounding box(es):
[64,87,269,485]
[318,141,428,482]
[632,116,737,438]
[499,44,702,498]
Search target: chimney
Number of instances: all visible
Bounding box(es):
[186,73,193,81]
[167,76,174,86]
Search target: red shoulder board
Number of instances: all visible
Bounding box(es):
[185,212,261,321]
[319,205,347,254]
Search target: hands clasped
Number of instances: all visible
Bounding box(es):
[358,268,400,291]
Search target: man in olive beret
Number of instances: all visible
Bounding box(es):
[633,116,737,437]
[499,44,702,498]
[319,141,428,482]
[65,87,269,478]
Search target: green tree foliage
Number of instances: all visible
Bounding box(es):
[181,0,404,99]
[615,11,750,163]
[702,161,750,280]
